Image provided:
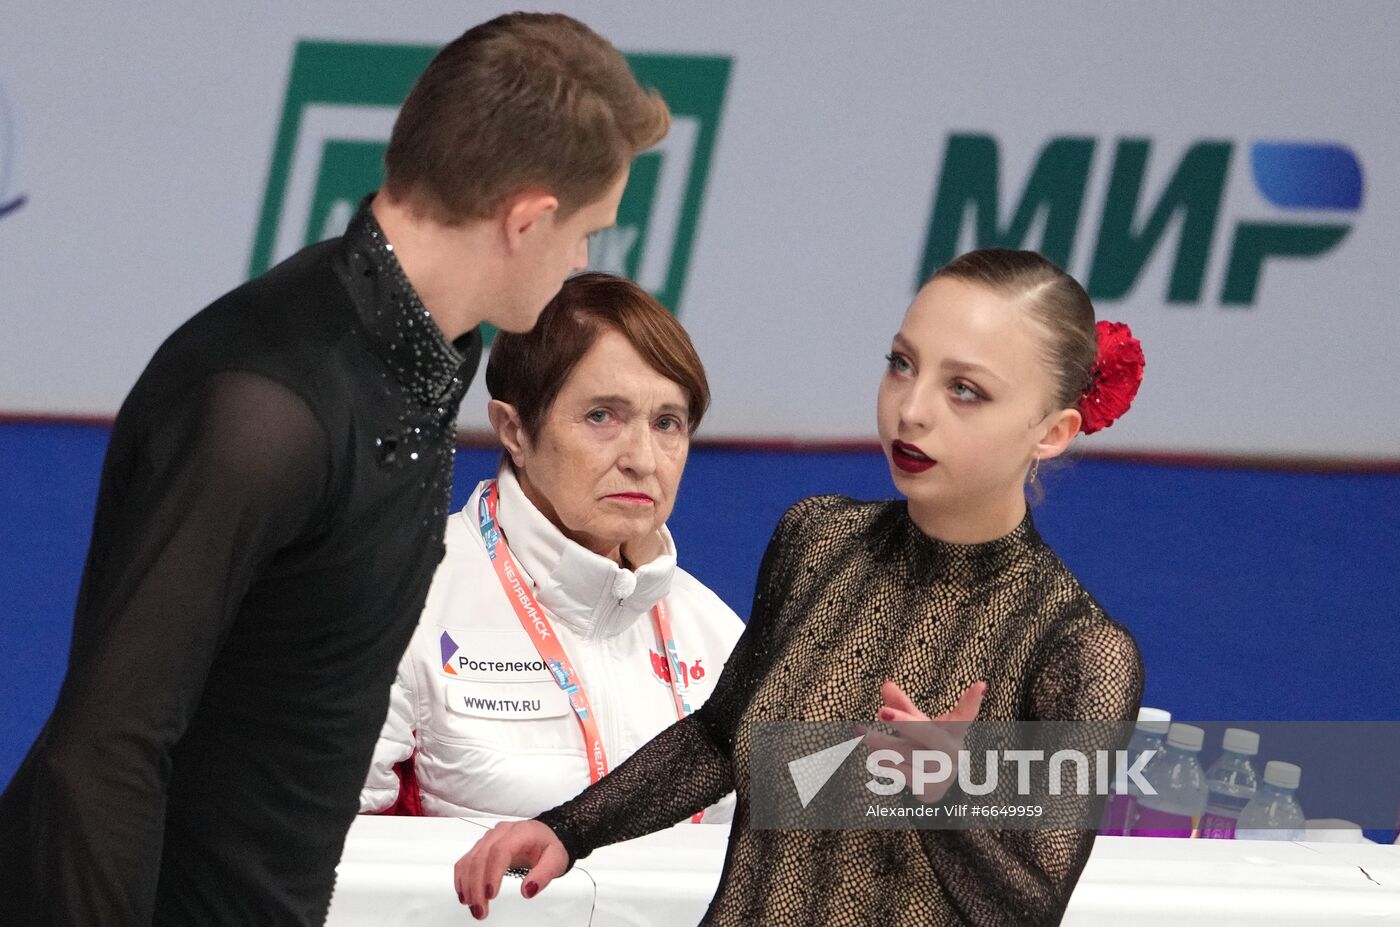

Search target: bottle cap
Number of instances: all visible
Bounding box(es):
[1263,761,1301,790]
[1222,728,1260,756]
[1135,707,1171,735]
[1166,723,1204,752]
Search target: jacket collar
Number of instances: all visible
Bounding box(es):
[482,466,677,641]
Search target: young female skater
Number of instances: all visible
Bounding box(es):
[453,248,1147,926]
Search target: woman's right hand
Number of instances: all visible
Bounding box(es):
[453,819,570,920]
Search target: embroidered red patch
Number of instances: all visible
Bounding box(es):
[650,649,672,683]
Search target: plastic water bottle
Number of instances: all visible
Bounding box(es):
[1197,728,1260,839]
[1128,723,1207,838]
[1237,761,1305,841]
[1100,707,1170,835]
[1303,819,1365,844]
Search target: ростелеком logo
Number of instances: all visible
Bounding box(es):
[250,40,730,332]
[0,79,26,220]
[440,631,460,676]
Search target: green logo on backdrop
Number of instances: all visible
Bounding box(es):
[918,133,1354,306]
[251,40,730,330]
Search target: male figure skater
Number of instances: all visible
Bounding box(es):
[0,13,669,925]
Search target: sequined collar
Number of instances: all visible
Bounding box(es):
[889,502,1045,588]
[338,197,479,410]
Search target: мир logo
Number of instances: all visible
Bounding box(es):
[250,40,730,333]
[919,133,1364,307]
[0,79,26,220]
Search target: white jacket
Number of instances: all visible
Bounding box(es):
[360,467,744,821]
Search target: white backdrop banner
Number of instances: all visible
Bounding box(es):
[2,2,1396,459]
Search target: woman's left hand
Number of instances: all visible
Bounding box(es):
[859,679,987,804]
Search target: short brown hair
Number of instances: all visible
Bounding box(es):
[383,13,670,224]
[932,248,1097,412]
[486,272,710,439]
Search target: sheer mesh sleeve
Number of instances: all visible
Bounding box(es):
[914,614,1144,926]
[19,371,328,925]
[535,502,805,867]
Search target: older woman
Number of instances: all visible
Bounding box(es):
[360,273,742,822]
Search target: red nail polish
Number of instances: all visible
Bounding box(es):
[879,708,894,721]
[471,904,483,918]
[524,881,539,899]
[486,882,495,900]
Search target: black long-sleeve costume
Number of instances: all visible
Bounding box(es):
[0,201,481,925]
[538,495,1144,926]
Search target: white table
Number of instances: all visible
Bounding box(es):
[326,816,1400,925]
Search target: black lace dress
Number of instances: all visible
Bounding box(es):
[537,494,1144,926]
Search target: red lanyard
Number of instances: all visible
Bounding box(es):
[478,480,703,821]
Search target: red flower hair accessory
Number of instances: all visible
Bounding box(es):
[1078,321,1144,435]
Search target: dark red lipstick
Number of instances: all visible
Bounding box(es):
[891,440,936,474]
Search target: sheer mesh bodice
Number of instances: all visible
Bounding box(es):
[537,495,1144,926]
